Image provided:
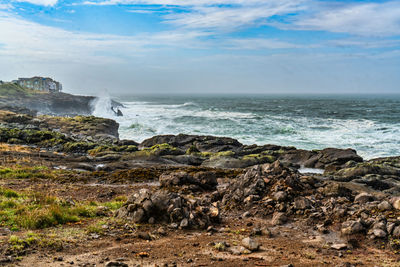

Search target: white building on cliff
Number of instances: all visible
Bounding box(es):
[13,77,62,93]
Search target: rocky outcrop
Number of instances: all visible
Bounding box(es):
[0,89,123,117]
[329,157,400,194]
[140,134,243,152]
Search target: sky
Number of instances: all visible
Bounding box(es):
[0,0,399,95]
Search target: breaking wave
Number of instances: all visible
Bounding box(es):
[110,94,400,159]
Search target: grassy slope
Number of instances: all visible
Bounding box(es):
[0,83,43,97]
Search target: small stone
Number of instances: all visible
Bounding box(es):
[273,191,287,202]
[354,192,375,204]
[132,208,145,223]
[331,243,347,250]
[372,229,387,238]
[137,231,151,240]
[392,226,400,238]
[105,262,128,267]
[168,223,178,229]
[241,237,260,251]
[271,212,287,226]
[293,197,312,210]
[378,201,392,211]
[392,197,400,210]
[242,211,251,218]
[157,226,167,236]
[341,221,364,235]
[180,218,189,229]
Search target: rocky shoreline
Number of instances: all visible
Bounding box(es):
[0,106,399,266]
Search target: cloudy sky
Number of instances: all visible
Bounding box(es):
[0,0,399,94]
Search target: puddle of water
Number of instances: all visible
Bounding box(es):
[298,167,324,174]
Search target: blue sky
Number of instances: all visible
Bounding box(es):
[0,0,399,94]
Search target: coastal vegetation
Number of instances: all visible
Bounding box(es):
[0,104,398,266]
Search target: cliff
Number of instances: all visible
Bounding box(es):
[0,83,122,116]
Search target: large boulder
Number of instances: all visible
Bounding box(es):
[140,134,243,153]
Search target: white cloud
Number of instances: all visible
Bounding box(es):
[289,1,400,37]
[165,1,305,31]
[328,38,400,49]
[0,3,12,9]
[225,38,304,50]
[13,0,58,6]
[83,0,400,37]
[0,11,207,65]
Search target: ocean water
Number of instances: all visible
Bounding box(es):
[95,94,400,160]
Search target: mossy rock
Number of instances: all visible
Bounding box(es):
[62,142,96,153]
[142,143,184,156]
[88,144,138,156]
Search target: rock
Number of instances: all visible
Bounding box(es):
[271,212,288,226]
[371,229,387,238]
[222,161,303,209]
[378,200,392,211]
[105,262,128,267]
[331,243,347,250]
[341,221,364,235]
[392,226,400,238]
[159,171,217,191]
[241,237,260,251]
[273,191,287,202]
[140,134,243,152]
[132,208,145,223]
[242,211,251,218]
[180,218,189,229]
[293,197,312,210]
[354,192,375,204]
[116,189,219,229]
[320,183,353,197]
[137,231,151,240]
[392,197,400,210]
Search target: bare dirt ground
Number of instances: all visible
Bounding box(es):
[0,147,399,267]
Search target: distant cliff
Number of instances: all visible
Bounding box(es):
[0,83,121,116]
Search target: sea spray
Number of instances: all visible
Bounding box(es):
[90,91,117,119]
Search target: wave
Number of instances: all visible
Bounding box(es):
[110,97,400,160]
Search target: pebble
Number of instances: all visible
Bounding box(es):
[242,237,260,251]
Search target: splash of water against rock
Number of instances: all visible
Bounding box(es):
[91,91,117,119]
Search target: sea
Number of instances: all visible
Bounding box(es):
[92,94,400,160]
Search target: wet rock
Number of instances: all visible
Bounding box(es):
[354,192,375,204]
[241,237,260,251]
[140,134,243,152]
[271,212,288,226]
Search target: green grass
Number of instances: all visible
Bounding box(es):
[0,83,38,97]
[0,186,124,230]
[0,165,54,179]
